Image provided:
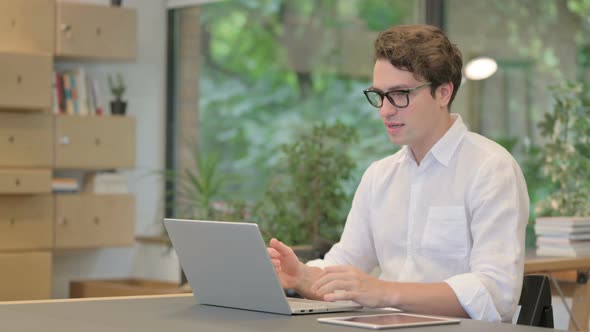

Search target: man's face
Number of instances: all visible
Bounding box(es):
[371,59,449,155]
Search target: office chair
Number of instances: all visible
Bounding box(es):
[516,274,554,328]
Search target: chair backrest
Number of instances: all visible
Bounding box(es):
[517,274,554,328]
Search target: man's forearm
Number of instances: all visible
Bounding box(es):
[385,281,469,318]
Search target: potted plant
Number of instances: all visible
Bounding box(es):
[162,148,246,284]
[108,73,127,115]
[253,122,358,260]
[536,81,590,217]
[534,81,590,255]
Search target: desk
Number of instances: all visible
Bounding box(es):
[0,294,563,332]
[525,252,590,331]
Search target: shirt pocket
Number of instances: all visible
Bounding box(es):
[420,206,470,258]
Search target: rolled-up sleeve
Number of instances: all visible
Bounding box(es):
[307,163,378,272]
[446,154,529,322]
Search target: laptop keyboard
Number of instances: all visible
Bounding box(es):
[287,298,350,310]
[289,301,329,310]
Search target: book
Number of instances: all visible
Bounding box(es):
[56,72,66,114]
[63,72,74,115]
[536,217,590,227]
[52,178,79,192]
[75,68,90,115]
[537,239,590,248]
[69,73,79,114]
[536,233,590,241]
[535,225,590,235]
[91,77,104,115]
[52,71,59,114]
[536,246,590,257]
[83,172,128,194]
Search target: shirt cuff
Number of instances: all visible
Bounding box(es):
[445,273,502,322]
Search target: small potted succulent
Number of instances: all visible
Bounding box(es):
[108,73,127,116]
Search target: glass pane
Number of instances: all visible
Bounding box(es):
[197,0,419,201]
[446,0,590,228]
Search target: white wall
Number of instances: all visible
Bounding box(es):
[52,0,180,298]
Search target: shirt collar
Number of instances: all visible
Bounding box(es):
[429,113,467,167]
[398,113,467,167]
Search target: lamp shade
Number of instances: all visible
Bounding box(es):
[464,57,498,80]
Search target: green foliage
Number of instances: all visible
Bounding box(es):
[165,149,246,222]
[568,0,590,18]
[187,0,405,245]
[536,81,590,216]
[253,122,359,246]
[108,73,126,100]
[357,0,415,31]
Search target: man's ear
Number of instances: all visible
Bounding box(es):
[436,82,454,108]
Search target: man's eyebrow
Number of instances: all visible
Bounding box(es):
[369,85,411,92]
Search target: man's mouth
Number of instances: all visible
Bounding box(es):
[387,123,405,128]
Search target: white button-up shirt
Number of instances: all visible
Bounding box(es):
[308,114,529,322]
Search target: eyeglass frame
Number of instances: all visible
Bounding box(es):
[363,82,432,108]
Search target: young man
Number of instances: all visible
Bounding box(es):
[268,25,529,322]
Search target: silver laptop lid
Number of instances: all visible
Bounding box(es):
[163,218,292,315]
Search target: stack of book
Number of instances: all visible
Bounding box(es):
[52,68,104,116]
[52,177,79,193]
[535,217,590,257]
[83,172,128,194]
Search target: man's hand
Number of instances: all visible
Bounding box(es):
[267,238,304,289]
[310,265,389,308]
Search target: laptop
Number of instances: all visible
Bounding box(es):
[163,218,362,315]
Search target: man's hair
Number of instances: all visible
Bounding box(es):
[374,25,463,108]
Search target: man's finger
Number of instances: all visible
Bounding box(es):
[316,280,352,297]
[267,247,280,258]
[324,291,356,302]
[269,238,294,256]
[311,272,347,293]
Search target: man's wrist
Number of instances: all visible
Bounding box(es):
[295,263,323,299]
[296,262,312,292]
[383,280,401,308]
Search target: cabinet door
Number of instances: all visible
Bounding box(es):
[0,0,55,53]
[55,194,135,249]
[0,195,53,250]
[0,169,51,194]
[0,52,52,110]
[0,113,53,167]
[56,2,136,60]
[55,116,136,170]
[0,251,52,301]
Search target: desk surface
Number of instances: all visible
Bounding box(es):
[0,294,562,332]
[525,252,590,273]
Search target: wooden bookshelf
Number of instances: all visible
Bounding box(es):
[0,0,137,301]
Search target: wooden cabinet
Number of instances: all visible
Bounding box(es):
[55,194,135,249]
[0,251,52,300]
[0,52,52,110]
[0,0,55,53]
[56,2,136,60]
[54,116,136,169]
[0,195,53,251]
[0,1,138,301]
[0,169,51,194]
[0,112,53,167]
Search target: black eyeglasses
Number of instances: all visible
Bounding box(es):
[363,82,432,108]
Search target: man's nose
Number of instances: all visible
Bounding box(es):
[379,98,399,117]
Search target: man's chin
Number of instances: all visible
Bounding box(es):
[388,135,405,146]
